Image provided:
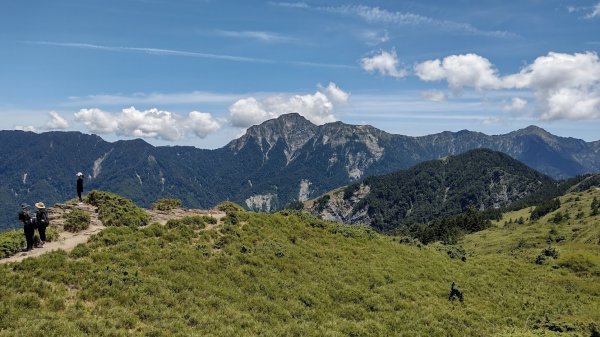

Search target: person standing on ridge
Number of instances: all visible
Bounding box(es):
[18,203,35,252]
[76,172,84,203]
[35,202,49,247]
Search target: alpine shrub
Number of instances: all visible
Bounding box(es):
[151,198,182,211]
[64,208,91,232]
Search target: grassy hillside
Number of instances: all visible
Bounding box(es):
[1,191,599,336]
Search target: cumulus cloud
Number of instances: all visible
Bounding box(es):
[74,106,220,140]
[361,50,407,78]
[415,53,502,92]
[503,97,527,112]
[45,111,70,130]
[188,111,222,138]
[318,82,350,103]
[421,90,447,102]
[74,108,119,133]
[228,83,349,128]
[15,125,36,132]
[416,51,600,120]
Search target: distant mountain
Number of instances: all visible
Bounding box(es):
[1,113,599,229]
[306,149,556,231]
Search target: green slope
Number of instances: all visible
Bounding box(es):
[1,192,599,336]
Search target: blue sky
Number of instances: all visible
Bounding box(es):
[1,0,599,148]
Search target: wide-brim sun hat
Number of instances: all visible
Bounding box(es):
[76,172,84,177]
[21,203,30,209]
[35,202,46,209]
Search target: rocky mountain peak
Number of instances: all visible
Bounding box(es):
[512,125,553,138]
[229,114,318,159]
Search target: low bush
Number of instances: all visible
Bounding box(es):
[165,216,207,230]
[64,208,91,232]
[151,198,182,211]
[530,198,561,221]
[558,254,597,275]
[215,201,244,213]
[0,227,60,258]
[0,230,24,258]
[535,246,559,264]
[202,216,218,225]
[86,190,149,227]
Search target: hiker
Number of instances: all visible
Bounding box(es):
[448,282,464,303]
[35,202,49,247]
[18,203,35,252]
[76,172,84,203]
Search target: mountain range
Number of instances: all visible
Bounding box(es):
[306,149,556,232]
[1,113,599,228]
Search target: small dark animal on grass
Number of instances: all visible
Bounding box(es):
[448,282,464,303]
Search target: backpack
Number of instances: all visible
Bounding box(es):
[36,211,49,228]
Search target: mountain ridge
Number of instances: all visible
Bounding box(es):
[1,114,599,228]
[306,148,556,231]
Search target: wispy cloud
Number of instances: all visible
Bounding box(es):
[587,2,600,18]
[213,30,297,43]
[25,41,353,69]
[64,91,242,106]
[566,2,600,19]
[26,41,271,63]
[288,60,356,69]
[271,3,516,38]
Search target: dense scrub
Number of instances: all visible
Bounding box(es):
[0,228,59,258]
[85,190,149,227]
[215,201,245,213]
[64,209,91,233]
[0,199,598,336]
[151,198,182,211]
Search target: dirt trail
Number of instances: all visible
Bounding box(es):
[1,205,226,265]
[1,203,104,264]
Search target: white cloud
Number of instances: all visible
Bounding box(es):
[14,125,36,132]
[187,111,222,138]
[74,108,119,133]
[319,82,350,103]
[74,106,220,140]
[117,107,183,140]
[214,30,295,43]
[503,97,527,112]
[272,3,515,38]
[228,83,349,128]
[421,90,447,102]
[415,53,502,92]
[229,98,271,128]
[416,51,600,120]
[359,30,389,46]
[586,2,600,18]
[65,91,239,106]
[361,50,407,78]
[45,111,70,130]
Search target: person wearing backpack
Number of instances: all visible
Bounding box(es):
[18,203,35,252]
[35,202,49,247]
[76,172,84,203]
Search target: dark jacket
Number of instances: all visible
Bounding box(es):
[36,210,49,228]
[18,210,34,228]
[77,177,84,193]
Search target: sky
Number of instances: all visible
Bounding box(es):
[1,0,599,148]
